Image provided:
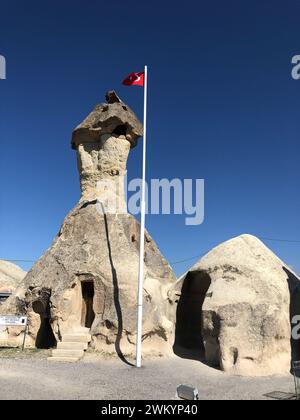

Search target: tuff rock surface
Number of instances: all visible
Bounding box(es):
[71,90,143,150]
[72,91,143,205]
[172,234,300,376]
[0,260,26,293]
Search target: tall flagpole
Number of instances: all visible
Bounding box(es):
[136,65,148,368]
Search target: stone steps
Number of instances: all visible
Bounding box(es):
[51,349,84,358]
[57,341,87,350]
[47,329,91,363]
[74,326,90,334]
[63,333,92,343]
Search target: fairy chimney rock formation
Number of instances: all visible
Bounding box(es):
[0,92,176,357]
[72,91,143,208]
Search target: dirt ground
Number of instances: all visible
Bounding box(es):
[0,349,296,400]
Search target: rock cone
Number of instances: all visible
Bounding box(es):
[172,234,300,376]
[0,92,176,357]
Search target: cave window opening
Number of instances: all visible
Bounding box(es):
[112,124,127,136]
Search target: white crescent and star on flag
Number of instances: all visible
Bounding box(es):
[130,73,141,82]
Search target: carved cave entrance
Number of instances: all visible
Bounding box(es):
[81,281,95,329]
[174,271,212,360]
[33,288,57,349]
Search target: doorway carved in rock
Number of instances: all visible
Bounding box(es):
[81,281,95,329]
[174,270,212,360]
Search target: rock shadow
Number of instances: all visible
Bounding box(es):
[173,270,212,364]
[99,202,134,367]
[283,266,300,371]
[33,289,57,349]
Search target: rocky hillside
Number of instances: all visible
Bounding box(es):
[0,260,27,292]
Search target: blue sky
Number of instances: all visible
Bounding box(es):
[0,0,300,276]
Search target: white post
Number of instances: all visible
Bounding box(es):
[136,65,148,368]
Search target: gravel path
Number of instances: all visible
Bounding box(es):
[0,354,295,400]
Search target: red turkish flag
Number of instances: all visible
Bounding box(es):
[122,72,144,86]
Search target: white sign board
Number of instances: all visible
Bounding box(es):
[0,316,27,326]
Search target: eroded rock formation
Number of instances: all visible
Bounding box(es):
[0,92,176,356]
[72,91,143,205]
[172,234,300,376]
[0,260,26,293]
